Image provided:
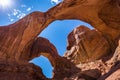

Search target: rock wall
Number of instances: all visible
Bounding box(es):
[65,26,111,63]
[0,0,120,80]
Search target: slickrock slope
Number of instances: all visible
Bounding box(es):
[0,0,120,80]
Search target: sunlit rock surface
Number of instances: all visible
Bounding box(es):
[0,0,120,80]
[65,26,111,63]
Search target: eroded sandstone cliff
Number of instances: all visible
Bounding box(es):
[65,26,111,63]
[0,0,120,80]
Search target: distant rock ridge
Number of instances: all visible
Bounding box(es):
[0,0,119,80]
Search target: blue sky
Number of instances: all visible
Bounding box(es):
[0,0,92,78]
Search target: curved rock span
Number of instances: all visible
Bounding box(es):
[0,0,120,80]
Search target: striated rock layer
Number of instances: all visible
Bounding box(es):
[0,0,120,80]
[65,26,111,63]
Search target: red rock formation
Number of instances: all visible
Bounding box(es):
[20,37,59,66]
[47,0,120,40]
[25,37,81,80]
[0,61,48,80]
[65,26,111,63]
[99,40,120,80]
[0,11,53,80]
[0,0,119,80]
[68,40,120,80]
[0,12,50,62]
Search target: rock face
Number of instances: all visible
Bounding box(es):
[21,37,81,80]
[0,0,120,80]
[0,12,49,62]
[0,61,48,80]
[20,37,59,67]
[65,26,111,63]
[100,40,120,80]
[70,40,120,80]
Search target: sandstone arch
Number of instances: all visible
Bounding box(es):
[0,0,120,80]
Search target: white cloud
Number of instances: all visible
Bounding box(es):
[13,9,21,16]
[12,9,26,19]
[7,14,14,22]
[51,0,62,4]
[10,19,14,22]
[26,7,31,11]
[7,8,26,22]
[7,4,33,22]
[17,13,26,19]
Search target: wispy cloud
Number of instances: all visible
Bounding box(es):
[13,9,21,16]
[7,14,14,22]
[7,8,26,21]
[26,7,31,11]
[51,0,62,4]
[7,4,33,22]
[10,19,14,22]
[17,13,26,19]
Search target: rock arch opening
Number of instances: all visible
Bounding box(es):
[30,56,53,78]
[40,20,93,56]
